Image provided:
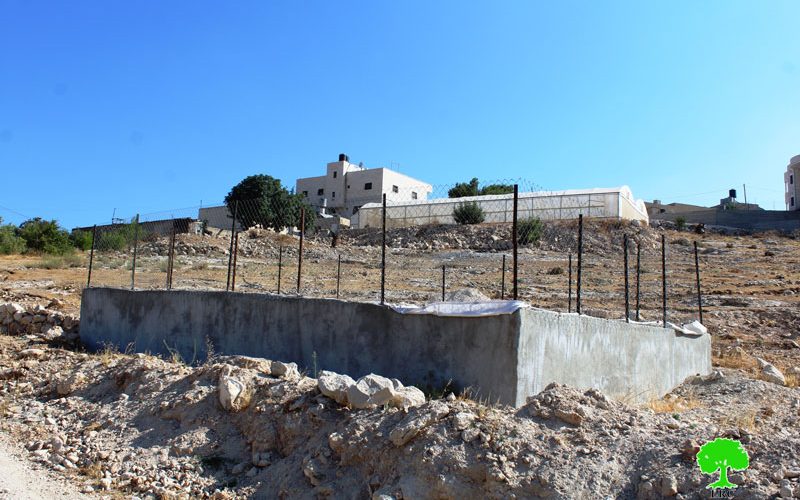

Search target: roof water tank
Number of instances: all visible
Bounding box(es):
[729,189,737,199]
[339,153,349,162]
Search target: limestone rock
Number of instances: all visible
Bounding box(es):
[56,372,87,396]
[317,371,355,405]
[452,412,475,431]
[391,386,426,410]
[218,375,252,411]
[756,358,786,386]
[347,374,396,409]
[270,361,299,378]
[40,325,63,341]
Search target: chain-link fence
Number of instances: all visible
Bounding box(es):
[79,180,706,327]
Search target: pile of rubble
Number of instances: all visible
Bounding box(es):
[0,302,79,343]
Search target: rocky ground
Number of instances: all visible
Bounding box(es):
[0,220,799,498]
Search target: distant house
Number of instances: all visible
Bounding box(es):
[786,154,800,211]
[295,153,432,218]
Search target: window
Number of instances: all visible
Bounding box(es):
[793,197,795,207]
[791,174,794,185]
[332,191,336,198]
[364,182,373,190]
[302,191,308,197]
[317,188,324,196]
[352,206,361,214]
[412,191,418,200]
[333,171,337,178]
[392,185,399,193]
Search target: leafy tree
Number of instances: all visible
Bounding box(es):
[697,438,749,489]
[70,229,94,251]
[452,202,486,225]
[17,218,73,255]
[0,217,26,255]
[675,216,687,231]
[225,175,315,232]
[448,178,480,198]
[518,217,544,245]
[479,183,514,195]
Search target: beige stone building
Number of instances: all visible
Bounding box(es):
[785,154,800,211]
[295,154,432,218]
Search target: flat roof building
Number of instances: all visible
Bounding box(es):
[295,154,432,218]
[786,154,800,211]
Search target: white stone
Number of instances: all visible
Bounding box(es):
[56,372,86,396]
[347,374,396,409]
[391,386,426,410]
[218,375,251,411]
[317,371,355,405]
[270,360,299,378]
[681,320,707,336]
[757,358,786,386]
[40,325,63,341]
[452,412,475,431]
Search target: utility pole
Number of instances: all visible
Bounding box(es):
[743,184,748,210]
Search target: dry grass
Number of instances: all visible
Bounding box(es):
[785,373,798,388]
[647,394,703,414]
[719,408,758,432]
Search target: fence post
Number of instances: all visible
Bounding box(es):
[166,221,176,290]
[623,234,630,323]
[277,245,282,294]
[512,184,518,300]
[231,231,239,291]
[661,234,667,327]
[336,254,341,299]
[297,207,305,294]
[226,201,238,291]
[694,240,703,324]
[501,254,506,300]
[380,193,386,305]
[568,253,572,313]
[441,264,446,301]
[576,213,583,314]
[87,224,97,287]
[131,214,140,290]
[636,241,641,321]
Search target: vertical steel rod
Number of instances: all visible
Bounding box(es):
[636,241,641,321]
[231,231,239,291]
[297,207,305,294]
[166,222,176,290]
[441,265,446,301]
[512,184,519,300]
[624,234,630,323]
[277,245,282,294]
[226,201,238,291]
[131,214,140,291]
[501,254,506,300]
[336,254,341,299]
[568,253,572,313]
[87,225,97,287]
[380,193,387,305]
[694,240,703,324]
[661,234,667,327]
[577,214,583,314]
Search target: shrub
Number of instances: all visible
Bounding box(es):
[95,221,143,251]
[17,218,73,255]
[70,229,93,251]
[453,202,485,225]
[33,253,84,269]
[518,217,543,245]
[675,216,686,231]
[0,218,26,255]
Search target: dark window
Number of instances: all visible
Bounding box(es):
[392,185,399,193]
[793,197,795,207]
[317,188,324,195]
[412,191,418,200]
[352,206,361,214]
[364,182,373,190]
[302,191,308,197]
[791,174,794,184]
[333,171,337,178]
[332,191,336,198]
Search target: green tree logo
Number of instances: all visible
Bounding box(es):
[696,438,750,489]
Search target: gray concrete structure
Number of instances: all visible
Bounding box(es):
[80,288,711,406]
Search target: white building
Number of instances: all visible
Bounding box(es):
[785,154,800,211]
[295,154,433,218]
[353,186,649,229]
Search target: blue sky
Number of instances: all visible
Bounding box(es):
[1,1,798,228]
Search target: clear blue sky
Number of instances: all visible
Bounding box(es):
[1,1,798,228]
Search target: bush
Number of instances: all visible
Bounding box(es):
[225,175,316,232]
[518,217,543,245]
[95,221,143,251]
[32,253,84,269]
[70,229,93,251]
[17,218,73,255]
[675,216,687,231]
[0,217,26,255]
[453,202,485,225]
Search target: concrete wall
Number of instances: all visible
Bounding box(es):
[653,209,800,232]
[80,288,710,406]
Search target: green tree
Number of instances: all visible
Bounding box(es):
[697,438,749,489]
[479,183,514,195]
[452,202,486,225]
[225,174,315,232]
[17,218,73,255]
[518,217,544,245]
[0,217,26,255]
[70,229,94,251]
[448,178,480,198]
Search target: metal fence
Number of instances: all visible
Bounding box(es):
[81,180,707,327]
